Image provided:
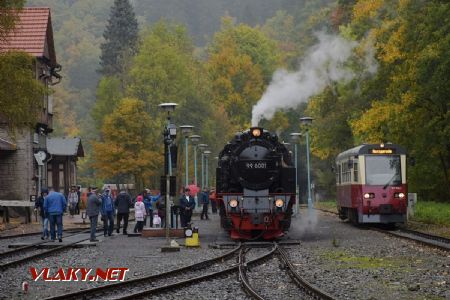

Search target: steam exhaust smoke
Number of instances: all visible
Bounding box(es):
[251,32,375,126]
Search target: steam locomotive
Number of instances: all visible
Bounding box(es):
[216,127,296,240]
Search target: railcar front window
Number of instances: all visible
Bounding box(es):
[365,155,401,186]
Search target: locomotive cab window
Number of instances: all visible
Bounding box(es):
[365,155,401,186]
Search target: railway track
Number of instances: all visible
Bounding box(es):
[239,244,336,300]
[372,227,450,252]
[45,241,336,300]
[313,207,450,251]
[44,243,244,300]
[0,227,91,240]
[0,230,102,271]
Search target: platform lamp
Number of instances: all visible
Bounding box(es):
[158,102,178,251]
[203,150,212,188]
[180,125,194,188]
[189,135,201,188]
[290,132,302,215]
[197,144,208,188]
[300,117,314,210]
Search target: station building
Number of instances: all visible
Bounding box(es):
[0,7,83,213]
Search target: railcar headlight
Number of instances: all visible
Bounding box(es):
[229,199,238,208]
[275,199,284,208]
[394,192,405,198]
[364,193,375,199]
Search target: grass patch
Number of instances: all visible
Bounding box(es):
[320,250,413,269]
[411,201,450,226]
[314,200,337,212]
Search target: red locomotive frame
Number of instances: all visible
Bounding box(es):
[217,193,295,240]
[336,143,408,224]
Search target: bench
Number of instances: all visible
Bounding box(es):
[0,200,35,224]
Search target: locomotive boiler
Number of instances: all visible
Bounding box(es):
[216,127,296,240]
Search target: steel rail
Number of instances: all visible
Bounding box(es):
[0,227,91,240]
[238,247,266,300]
[277,247,336,300]
[313,207,450,251]
[44,243,244,300]
[0,230,100,271]
[371,227,450,252]
[112,243,277,300]
[0,228,91,259]
[398,228,450,245]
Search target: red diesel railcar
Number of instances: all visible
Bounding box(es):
[336,143,408,224]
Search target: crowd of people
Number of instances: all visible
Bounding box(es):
[33,185,218,243]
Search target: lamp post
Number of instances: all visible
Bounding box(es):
[180,125,194,188]
[290,132,302,215]
[203,150,211,188]
[197,144,208,188]
[189,135,201,187]
[300,117,314,210]
[158,103,178,250]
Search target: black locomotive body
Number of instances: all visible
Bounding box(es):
[216,127,295,240]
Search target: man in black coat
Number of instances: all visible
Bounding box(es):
[115,189,133,234]
[179,188,195,227]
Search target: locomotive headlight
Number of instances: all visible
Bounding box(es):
[275,199,284,208]
[251,128,261,137]
[229,199,239,208]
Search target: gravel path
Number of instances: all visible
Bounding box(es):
[288,209,450,300]
[1,211,449,299]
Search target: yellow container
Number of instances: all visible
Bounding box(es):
[185,232,200,247]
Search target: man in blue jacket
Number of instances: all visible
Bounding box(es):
[44,187,67,242]
[100,189,115,236]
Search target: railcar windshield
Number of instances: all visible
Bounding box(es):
[365,155,401,186]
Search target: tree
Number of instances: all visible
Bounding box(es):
[99,0,138,76]
[92,98,162,192]
[127,21,195,118]
[350,1,450,200]
[0,52,47,133]
[0,0,24,42]
[91,76,123,130]
[209,17,279,83]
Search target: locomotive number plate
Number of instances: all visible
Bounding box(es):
[242,161,273,169]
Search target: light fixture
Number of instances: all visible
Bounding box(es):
[180,125,194,136]
[229,199,238,208]
[158,103,178,113]
[275,199,284,208]
[299,116,314,126]
[290,132,302,142]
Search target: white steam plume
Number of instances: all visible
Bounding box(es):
[252,32,372,126]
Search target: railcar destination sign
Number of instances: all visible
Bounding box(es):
[371,149,394,154]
